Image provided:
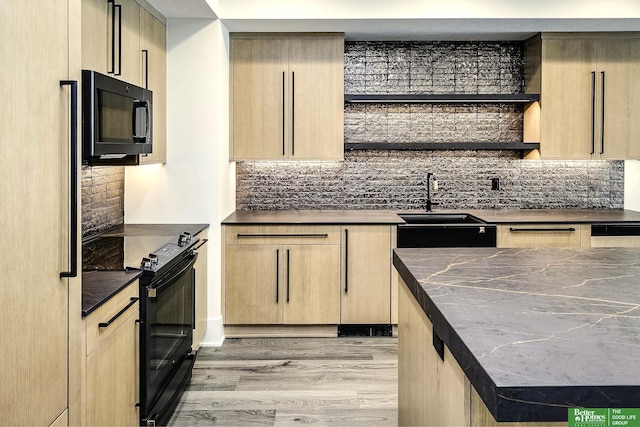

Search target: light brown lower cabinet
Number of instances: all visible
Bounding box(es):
[224,226,341,328]
[398,279,564,427]
[85,281,139,426]
[341,225,393,324]
[497,223,590,248]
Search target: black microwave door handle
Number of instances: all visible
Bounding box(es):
[132,100,150,142]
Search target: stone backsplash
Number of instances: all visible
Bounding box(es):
[236,40,624,211]
[81,166,124,238]
[236,151,624,210]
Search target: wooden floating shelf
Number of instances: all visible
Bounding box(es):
[344,142,540,151]
[344,94,540,103]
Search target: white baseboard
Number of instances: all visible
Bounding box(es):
[199,315,225,347]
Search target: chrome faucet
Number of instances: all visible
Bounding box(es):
[426,173,438,212]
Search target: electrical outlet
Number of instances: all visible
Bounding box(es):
[491,177,500,191]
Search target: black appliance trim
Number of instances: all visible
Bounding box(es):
[592,223,640,236]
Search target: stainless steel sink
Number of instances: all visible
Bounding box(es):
[398,213,486,225]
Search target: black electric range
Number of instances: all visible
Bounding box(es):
[82,230,200,426]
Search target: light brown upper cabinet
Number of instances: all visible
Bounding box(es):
[230,34,345,161]
[82,0,140,84]
[526,33,640,160]
[82,0,167,164]
[139,9,167,164]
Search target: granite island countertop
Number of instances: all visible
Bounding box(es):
[393,247,640,422]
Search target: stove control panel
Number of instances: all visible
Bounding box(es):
[138,238,196,272]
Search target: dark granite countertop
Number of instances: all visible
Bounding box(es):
[222,210,404,224]
[393,247,640,422]
[82,270,142,317]
[222,209,640,226]
[99,223,209,237]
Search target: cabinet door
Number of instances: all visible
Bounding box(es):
[284,245,340,324]
[289,37,344,160]
[0,1,71,425]
[497,224,589,248]
[231,38,288,160]
[117,0,141,84]
[82,0,109,72]
[86,311,139,426]
[540,38,597,159]
[598,38,640,159]
[225,245,283,324]
[341,226,392,324]
[139,9,166,164]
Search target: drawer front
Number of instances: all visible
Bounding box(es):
[497,224,589,248]
[225,225,341,245]
[86,280,139,354]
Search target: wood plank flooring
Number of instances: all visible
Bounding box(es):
[169,337,398,426]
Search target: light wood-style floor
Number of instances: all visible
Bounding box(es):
[169,337,398,426]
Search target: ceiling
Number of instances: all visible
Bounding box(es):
[145,0,640,41]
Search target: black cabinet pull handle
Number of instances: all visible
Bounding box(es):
[108,0,115,74]
[237,233,329,238]
[98,297,139,328]
[142,49,149,89]
[286,249,290,303]
[600,71,605,154]
[60,80,78,279]
[344,229,349,293]
[276,249,279,303]
[509,227,576,233]
[291,71,295,156]
[115,3,122,76]
[282,71,285,156]
[590,71,596,154]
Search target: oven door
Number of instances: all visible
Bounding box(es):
[140,253,197,419]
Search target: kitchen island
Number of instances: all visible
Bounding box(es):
[394,247,640,426]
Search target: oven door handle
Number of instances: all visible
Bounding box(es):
[147,253,198,297]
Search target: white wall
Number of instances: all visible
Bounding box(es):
[625,161,640,211]
[125,18,234,346]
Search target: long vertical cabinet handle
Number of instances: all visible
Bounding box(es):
[282,71,285,156]
[108,0,115,74]
[60,80,78,279]
[286,249,290,302]
[142,49,149,89]
[344,229,349,293]
[275,249,280,303]
[590,71,596,154]
[291,71,295,156]
[115,3,122,76]
[600,71,605,154]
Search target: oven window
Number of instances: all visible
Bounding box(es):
[148,264,194,386]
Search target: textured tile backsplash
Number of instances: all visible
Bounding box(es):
[237,151,624,210]
[81,166,124,238]
[236,40,624,211]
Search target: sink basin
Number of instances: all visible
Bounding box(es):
[399,213,486,225]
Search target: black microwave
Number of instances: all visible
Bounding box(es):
[82,70,152,165]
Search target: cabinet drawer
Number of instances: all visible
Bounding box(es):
[86,280,139,354]
[497,224,589,248]
[225,225,341,245]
